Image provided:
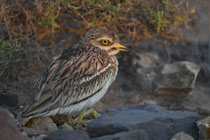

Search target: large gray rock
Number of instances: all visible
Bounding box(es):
[154,61,200,96]
[92,129,149,140]
[0,107,25,140]
[43,130,89,140]
[87,104,201,140]
[137,61,200,96]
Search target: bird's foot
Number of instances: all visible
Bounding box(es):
[84,108,100,118]
[67,109,100,126]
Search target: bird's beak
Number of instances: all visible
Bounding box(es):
[114,44,128,52]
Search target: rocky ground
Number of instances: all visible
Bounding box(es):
[0,0,209,140]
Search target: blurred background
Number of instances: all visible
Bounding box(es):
[0,0,209,116]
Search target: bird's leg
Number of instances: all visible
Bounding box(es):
[67,115,74,125]
[76,108,100,125]
[68,109,100,126]
[67,111,86,126]
[76,111,85,125]
[84,108,100,118]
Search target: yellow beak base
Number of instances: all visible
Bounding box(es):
[114,44,128,52]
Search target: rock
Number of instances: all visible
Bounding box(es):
[87,104,201,140]
[171,132,194,140]
[137,65,162,93]
[137,61,200,96]
[0,93,18,108]
[22,129,47,140]
[196,116,210,140]
[20,131,28,139]
[34,134,47,140]
[181,85,210,116]
[154,61,200,96]
[31,117,57,133]
[22,127,41,138]
[131,52,160,68]
[91,129,149,140]
[0,107,25,140]
[128,94,141,104]
[58,123,73,131]
[43,130,89,140]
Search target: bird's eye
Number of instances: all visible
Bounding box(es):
[100,40,110,46]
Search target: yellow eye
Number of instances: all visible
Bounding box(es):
[101,40,110,46]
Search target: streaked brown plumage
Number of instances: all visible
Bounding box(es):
[21,28,127,124]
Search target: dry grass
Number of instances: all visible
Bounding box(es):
[0,0,195,44]
[0,0,195,83]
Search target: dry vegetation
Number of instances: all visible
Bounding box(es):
[0,0,195,87]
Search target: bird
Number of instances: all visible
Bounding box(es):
[21,28,128,125]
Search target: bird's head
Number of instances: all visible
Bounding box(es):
[82,28,128,55]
